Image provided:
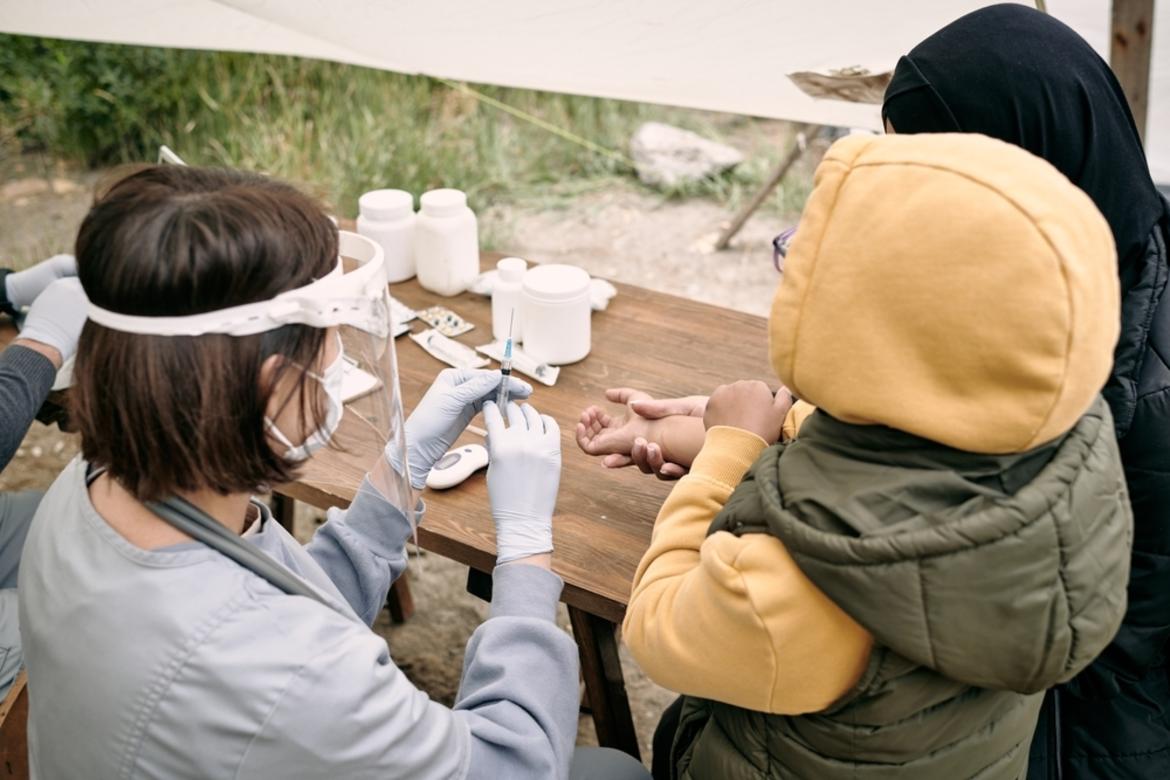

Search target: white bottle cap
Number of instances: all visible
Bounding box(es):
[522,264,591,303]
[359,189,413,221]
[420,188,468,218]
[497,257,528,282]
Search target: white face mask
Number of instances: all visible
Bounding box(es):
[265,334,345,463]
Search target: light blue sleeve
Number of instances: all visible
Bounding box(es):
[238,563,580,780]
[454,564,580,778]
[303,477,418,625]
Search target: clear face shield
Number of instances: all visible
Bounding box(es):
[330,232,414,525]
[86,230,414,529]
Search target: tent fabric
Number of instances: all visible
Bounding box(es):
[0,0,1165,181]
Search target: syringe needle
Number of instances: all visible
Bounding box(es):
[496,310,515,409]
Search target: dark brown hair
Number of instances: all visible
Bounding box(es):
[72,165,337,501]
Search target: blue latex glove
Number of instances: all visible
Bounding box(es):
[5,254,77,309]
[482,401,561,563]
[17,278,88,364]
[400,368,532,489]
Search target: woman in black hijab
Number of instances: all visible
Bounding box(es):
[885,5,1170,779]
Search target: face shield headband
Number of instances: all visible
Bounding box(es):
[84,230,416,534]
[86,231,391,338]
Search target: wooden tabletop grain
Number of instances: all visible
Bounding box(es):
[280,249,774,623]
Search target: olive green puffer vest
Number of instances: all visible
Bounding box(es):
[670,398,1132,779]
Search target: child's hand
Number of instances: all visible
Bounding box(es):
[703,381,794,444]
[576,389,702,479]
[576,395,655,460]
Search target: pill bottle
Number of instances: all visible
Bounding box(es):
[521,264,592,364]
[415,189,479,297]
[493,257,527,342]
[357,189,416,283]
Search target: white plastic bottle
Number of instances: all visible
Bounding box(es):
[356,189,416,283]
[493,257,527,342]
[414,189,479,297]
[522,264,592,364]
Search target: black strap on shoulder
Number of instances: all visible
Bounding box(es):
[144,495,341,613]
[85,464,345,616]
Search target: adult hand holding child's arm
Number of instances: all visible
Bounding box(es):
[577,384,811,481]
[576,388,707,479]
[703,380,794,443]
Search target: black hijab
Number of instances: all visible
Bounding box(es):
[883,3,1164,278]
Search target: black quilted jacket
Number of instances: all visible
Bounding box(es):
[1029,204,1170,779]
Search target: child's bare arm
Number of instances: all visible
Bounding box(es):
[575,404,704,468]
[648,415,706,469]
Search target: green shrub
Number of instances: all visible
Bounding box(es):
[0,35,803,219]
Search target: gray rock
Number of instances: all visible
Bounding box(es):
[629,122,744,188]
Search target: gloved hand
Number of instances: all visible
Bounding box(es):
[400,368,532,489]
[5,254,77,309]
[482,401,561,563]
[17,278,88,365]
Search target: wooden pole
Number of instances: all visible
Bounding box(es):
[714,124,818,251]
[1110,0,1155,142]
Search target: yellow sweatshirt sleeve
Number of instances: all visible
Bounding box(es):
[622,425,873,714]
[781,400,817,442]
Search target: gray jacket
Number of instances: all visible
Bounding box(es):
[18,457,580,779]
[0,344,55,471]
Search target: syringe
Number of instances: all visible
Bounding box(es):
[495,310,515,408]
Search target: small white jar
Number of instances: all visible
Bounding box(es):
[493,257,527,342]
[414,189,479,297]
[521,264,592,364]
[356,189,415,283]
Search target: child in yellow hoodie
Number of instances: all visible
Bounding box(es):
[615,133,1133,779]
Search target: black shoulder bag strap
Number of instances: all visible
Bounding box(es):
[86,465,346,617]
[144,494,342,613]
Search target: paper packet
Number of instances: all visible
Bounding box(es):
[476,341,560,386]
[410,329,489,369]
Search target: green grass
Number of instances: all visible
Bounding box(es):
[0,35,810,225]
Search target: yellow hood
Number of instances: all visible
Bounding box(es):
[770,133,1118,454]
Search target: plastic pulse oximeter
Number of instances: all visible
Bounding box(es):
[425,444,490,490]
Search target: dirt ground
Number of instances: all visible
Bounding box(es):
[0,146,810,764]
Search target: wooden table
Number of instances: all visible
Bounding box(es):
[278,246,773,758]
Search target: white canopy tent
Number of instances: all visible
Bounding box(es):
[0,0,1166,180]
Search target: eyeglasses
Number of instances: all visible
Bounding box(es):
[772,227,796,273]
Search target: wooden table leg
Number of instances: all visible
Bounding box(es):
[271,493,296,534]
[387,578,415,624]
[568,605,641,760]
[466,567,493,601]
